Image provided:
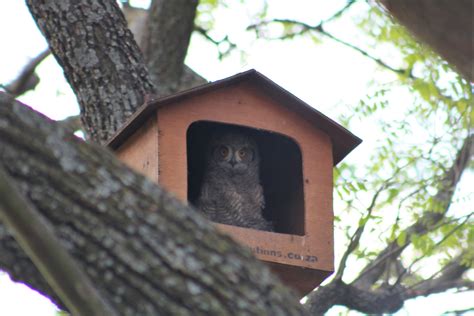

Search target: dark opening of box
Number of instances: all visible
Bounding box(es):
[187,121,305,235]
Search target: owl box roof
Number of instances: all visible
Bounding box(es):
[107,69,361,165]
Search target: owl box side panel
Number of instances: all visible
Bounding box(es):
[115,116,159,183]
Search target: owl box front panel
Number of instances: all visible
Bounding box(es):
[156,81,334,272]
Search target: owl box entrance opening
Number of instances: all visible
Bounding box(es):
[187,121,305,235]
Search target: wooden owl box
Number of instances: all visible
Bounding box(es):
[107,69,361,295]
